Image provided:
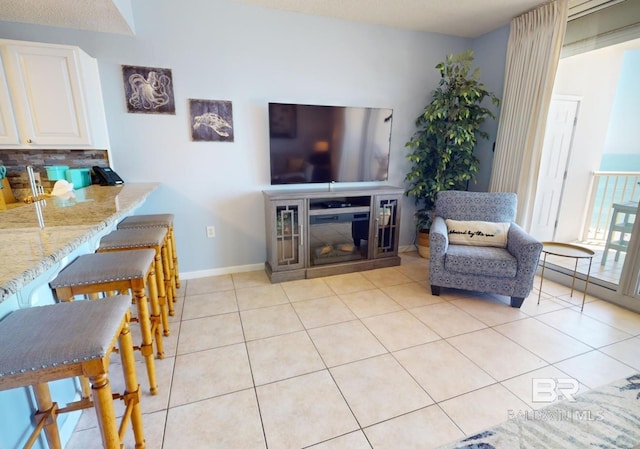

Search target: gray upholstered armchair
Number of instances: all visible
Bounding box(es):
[429,191,543,308]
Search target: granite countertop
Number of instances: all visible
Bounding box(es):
[0,183,159,302]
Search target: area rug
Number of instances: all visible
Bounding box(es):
[439,373,640,449]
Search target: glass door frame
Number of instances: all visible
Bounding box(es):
[618,202,640,300]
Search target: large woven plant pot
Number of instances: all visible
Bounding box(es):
[417,230,430,258]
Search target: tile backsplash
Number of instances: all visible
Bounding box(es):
[0,149,109,201]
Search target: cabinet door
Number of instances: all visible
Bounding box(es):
[2,43,90,146]
[0,57,18,145]
[373,195,401,258]
[268,200,306,271]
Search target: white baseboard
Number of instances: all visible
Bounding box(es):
[179,263,265,280]
[178,248,420,281]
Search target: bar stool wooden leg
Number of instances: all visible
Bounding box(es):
[168,226,180,289]
[161,242,176,314]
[32,383,62,449]
[90,372,120,449]
[164,231,178,298]
[155,246,174,318]
[118,311,145,449]
[132,286,158,395]
[79,376,92,401]
[150,267,170,341]
[146,267,166,358]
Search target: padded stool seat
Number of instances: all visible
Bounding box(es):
[118,214,181,289]
[50,249,162,395]
[0,296,145,449]
[118,214,173,228]
[99,228,175,321]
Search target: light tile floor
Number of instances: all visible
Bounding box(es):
[67,252,640,449]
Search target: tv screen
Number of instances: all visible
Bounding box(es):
[268,102,393,185]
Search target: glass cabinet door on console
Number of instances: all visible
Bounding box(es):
[268,200,305,271]
[373,195,400,258]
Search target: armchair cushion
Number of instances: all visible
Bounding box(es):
[446,219,510,248]
[445,245,518,277]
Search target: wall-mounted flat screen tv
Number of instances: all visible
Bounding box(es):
[268,102,393,185]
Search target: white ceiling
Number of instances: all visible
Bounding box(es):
[0,0,135,35]
[232,0,548,37]
[0,0,616,38]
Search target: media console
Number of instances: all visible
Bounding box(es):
[263,186,403,282]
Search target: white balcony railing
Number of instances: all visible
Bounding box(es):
[584,171,640,241]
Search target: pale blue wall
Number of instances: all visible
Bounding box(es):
[0,0,506,275]
[471,25,509,192]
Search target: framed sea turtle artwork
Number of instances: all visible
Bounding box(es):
[122,65,175,114]
[189,99,234,142]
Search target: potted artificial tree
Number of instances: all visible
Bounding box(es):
[404,50,499,257]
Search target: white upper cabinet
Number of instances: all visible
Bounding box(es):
[0,57,19,145]
[0,40,110,149]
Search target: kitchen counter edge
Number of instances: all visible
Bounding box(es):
[0,183,159,302]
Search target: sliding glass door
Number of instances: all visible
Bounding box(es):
[532,1,640,310]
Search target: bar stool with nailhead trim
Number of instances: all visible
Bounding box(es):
[0,295,145,449]
[97,227,174,324]
[49,249,163,395]
[117,214,180,291]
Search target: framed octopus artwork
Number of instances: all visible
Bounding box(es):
[189,99,234,142]
[121,65,176,114]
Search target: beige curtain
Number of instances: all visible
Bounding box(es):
[489,0,569,229]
